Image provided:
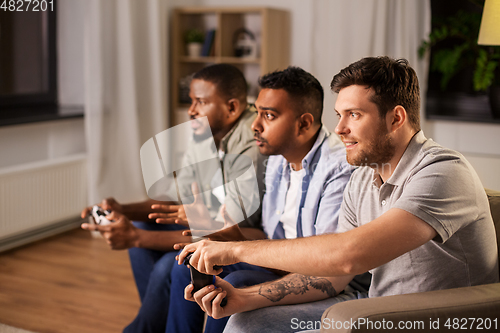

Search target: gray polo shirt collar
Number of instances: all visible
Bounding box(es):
[383,130,426,187]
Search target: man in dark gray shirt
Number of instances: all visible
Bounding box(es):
[177,57,499,333]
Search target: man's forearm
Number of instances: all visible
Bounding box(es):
[136,229,191,251]
[231,208,437,277]
[258,274,336,303]
[232,235,351,276]
[239,227,267,240]
[237,273,353,313]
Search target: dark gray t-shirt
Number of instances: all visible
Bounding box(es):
[338,131,499,298]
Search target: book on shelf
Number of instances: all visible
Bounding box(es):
[202,29,216,57]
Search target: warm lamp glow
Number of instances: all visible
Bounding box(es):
[478,0,500,45]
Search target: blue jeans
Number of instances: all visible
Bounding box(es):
[223,290,368,333]
[166,261,280,333]
[123,221,186,333]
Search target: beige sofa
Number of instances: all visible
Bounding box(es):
[321,189,500,332]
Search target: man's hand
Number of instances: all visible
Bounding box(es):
[182,182,217,230]
[206,204,246,241]
[81,211,139,250]
[152,182,217,232]
[177,203,247,240]
[185,277,248,320]
[177,240,239,275]
[81,197,123,219]
[149,203,186,224]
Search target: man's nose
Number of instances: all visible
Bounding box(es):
[251,115,262,133]
[335,116,349,136]
[187,101,197,116]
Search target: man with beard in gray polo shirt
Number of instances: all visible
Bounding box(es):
[176,56,499,333]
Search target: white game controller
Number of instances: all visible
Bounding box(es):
[91,205,112,225]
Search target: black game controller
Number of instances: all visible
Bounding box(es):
[184,253,227,307]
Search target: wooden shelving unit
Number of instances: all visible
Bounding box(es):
[170,7,290,125]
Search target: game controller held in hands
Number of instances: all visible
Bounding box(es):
[91,205,112,225]
[184,253,227,307]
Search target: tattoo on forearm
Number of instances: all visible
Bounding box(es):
[258,274,337,302]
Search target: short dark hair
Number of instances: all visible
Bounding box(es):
[258,66,324,125]
[193,64,247,104]
[331,56,420,132]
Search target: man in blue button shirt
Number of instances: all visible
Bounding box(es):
[167,67,356,333]
[254,68,353,240]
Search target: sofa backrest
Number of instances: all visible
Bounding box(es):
[485,188,500,275]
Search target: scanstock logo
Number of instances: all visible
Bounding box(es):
[140,116,260,239]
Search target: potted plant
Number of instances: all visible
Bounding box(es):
[419,2,500,117]
[185,29,205,57]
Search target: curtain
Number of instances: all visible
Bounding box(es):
[84,0,169,205]
[310,0,431,131]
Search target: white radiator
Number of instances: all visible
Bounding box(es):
[0,154,87,252]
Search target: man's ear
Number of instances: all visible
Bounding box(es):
[387,106,406,133]
[298,113,315,133]
[227,98,241,117]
